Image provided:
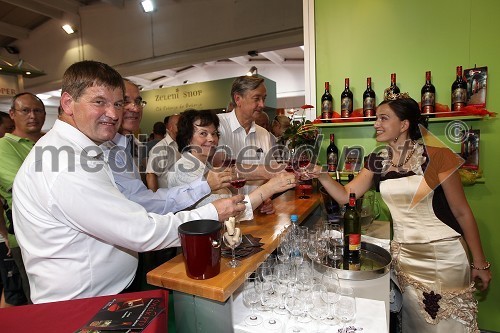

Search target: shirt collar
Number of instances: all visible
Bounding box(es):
[4,133,35,144]
[53,120,104,159]
[227,111,256,134]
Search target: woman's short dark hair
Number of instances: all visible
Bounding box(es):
[378,97,427,140]
[176,109,220,153]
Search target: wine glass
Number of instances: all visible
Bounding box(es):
[327,223,343,266]
[335,287,356,333]
[308,283,329,333]
[259,275,283,330]
[297,150,312,199]
[321,268,341,325]
[284,289,307,333]
[230,169,247,195]
[242,273,264,326]
[273,263,291,315]
[223,221,242,268]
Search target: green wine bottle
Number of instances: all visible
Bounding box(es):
[343,191,361,270]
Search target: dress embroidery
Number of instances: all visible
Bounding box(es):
[391,242,479,332]
[379,141,426,175]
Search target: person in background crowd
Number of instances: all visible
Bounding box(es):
[271,115,291,145]
[12,60,245,304]
[0,92,46,305]
[216,76,277,214]
[253,110,270,131]
[145,121,166,157]
[0,112,15,138]
[312,94,491,332]
[146,114,180,191]
[168,109,296,214]
[0,112,15,307]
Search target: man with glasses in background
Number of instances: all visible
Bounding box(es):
[0,92,46,305]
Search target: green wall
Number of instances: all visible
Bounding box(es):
[139,76,277,135]
[314,0,499,330]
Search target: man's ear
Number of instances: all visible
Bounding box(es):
[60,92,74,116]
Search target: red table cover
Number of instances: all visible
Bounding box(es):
[0,289,168,333]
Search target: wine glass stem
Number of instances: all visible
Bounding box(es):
[232,248,236,264]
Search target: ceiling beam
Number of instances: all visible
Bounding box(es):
[228,56,248,66]
[260,51,285,65]
[33,0,82,16]
[0,21,30,39]
[2,0,64,20]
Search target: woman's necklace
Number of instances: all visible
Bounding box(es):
[387,142,416,168]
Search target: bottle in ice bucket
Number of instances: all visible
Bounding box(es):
[343,192,361,270]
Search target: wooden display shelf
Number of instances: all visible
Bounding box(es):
[314,115,487,127]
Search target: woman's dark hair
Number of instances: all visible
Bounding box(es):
[378,97,428,140]
[176,109,220,153]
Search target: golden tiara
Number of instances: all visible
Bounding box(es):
[384,91,411,101]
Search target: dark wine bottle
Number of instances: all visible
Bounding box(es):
[321,82,333,121]
[421,71,436,115]
[343,191,360,268]
[340,78,353,118]
[326,133,339,172]
[363,77,376,120]
[451,66,467,111]
[384,73,400,100]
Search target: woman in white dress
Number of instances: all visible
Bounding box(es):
[312,94,491,332]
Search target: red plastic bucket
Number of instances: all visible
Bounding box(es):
[178,220,222,280]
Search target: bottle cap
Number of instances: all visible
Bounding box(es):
[290,214,298,223]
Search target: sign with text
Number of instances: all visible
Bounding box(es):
[139,76,276,135]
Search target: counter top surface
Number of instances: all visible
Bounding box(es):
[146,190,321,302]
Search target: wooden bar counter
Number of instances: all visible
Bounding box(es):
[147,189,320,302]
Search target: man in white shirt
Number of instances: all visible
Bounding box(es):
[217,76,277,213]
[146,114,180,191]
[12,60,245,303]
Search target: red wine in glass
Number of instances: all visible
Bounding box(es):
[222,158,236,167]
[230,178,247,189]
[298,158,311,199]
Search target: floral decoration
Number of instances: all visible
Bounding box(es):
[282,105,319,149]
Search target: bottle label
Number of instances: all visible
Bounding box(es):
[451,88,467,110]
[363,97,375,111]
[348,233,361,251]
[340,97,352,118]
[321,100,333,119]
[327,152,338,172]
[421,92,435,113]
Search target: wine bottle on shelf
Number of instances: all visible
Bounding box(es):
[363,77,376,120]
[340,78,353,118]
[384,73,400,100]
[421,71,436,115]
[343,191,360,270]
[326,133,339,172]
[451,66,467,111]
[321,82,333,121]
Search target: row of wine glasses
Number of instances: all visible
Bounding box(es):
[242,257,357,332]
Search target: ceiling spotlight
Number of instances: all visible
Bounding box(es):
[141,0,155,13]
[246,66,258,77]
[62,24,76,34]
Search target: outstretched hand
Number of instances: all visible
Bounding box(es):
[206,168,232,191]
[212,194,246,222]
